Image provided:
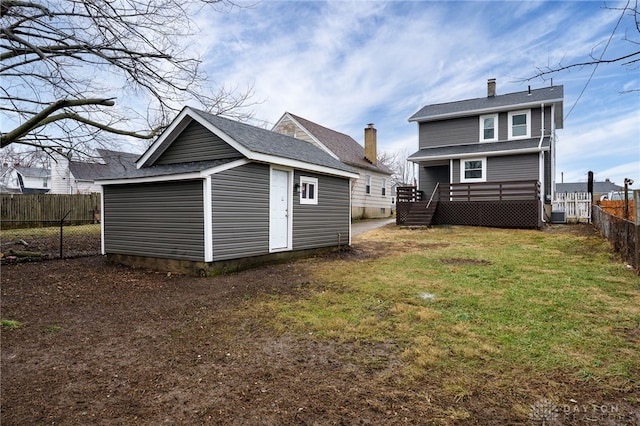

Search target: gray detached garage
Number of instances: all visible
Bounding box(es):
[98,107,358,275]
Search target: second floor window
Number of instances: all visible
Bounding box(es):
[508,110,531,139]
[479,114,498,142]
[381,178,386,196]
[365,175,371,194]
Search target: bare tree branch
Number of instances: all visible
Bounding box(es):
[0,0,255,155]
[522,1,640,94]
[1,98,116,147]
[523,51,640,82]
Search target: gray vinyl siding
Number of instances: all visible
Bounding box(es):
[293,171,350,250]
[211,162,270,261]
[419,107,548,148]
[103,180,205,261]
[487,153,539,181]
[155,121,241,165]
[419,164,449,200]
[452,161,460,183]
[529,106,552,137]
[451,154,539,183]
[543,151,551,202]
[419,117,477,148]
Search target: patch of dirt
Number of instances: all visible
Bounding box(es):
[542,223,600,237]
[1,233,100,262]
[439,258,492,266]
[2,238,638,425]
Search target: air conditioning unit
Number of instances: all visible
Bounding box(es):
[550,211,566,224]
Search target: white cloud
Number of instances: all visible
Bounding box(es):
[189,0,638,187]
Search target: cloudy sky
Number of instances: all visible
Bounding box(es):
[187,1,639,187]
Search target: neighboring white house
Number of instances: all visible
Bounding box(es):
[0,164,50,194]
[1,149,138,194]
[272,113,393,219]
[50,149,138,194]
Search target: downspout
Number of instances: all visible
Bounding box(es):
[538,103,546,223]
[538,103,545,149]
[348,177,353,246]
[550,103,557,204]
[100,185,105,255]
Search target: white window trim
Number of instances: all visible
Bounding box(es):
[460,157,487,183]
[479,113,498,142]
[508,109,531,140]
[365,175,371,195]
[300,176,318,205]
[381,178,386,197]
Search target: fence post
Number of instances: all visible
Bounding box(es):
[635,190,639,275]
[59,210,71,258]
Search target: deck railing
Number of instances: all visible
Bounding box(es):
[438,180,541,201]
[426,182,439,210]
[396,186,424,202]
[396,181,543,228]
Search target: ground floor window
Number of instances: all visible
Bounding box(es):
[460,158,486,182]
[300,176,318,205]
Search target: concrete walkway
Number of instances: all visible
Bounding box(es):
[352,217,396,237]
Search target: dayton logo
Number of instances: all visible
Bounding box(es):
[528,399,559,425]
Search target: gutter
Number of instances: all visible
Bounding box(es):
[408,146,548,162]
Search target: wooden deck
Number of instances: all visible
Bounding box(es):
[396,181,542,229]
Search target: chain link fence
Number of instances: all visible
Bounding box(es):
[1,218,101,263]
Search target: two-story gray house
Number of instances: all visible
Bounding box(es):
[403,79,564,228]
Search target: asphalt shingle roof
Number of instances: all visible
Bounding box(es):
[189,108,356,175]
[409,85,564,122]
[556,181,623,193]
[14,166,49,178]
[70,149,139,180]
[102,158,240,180]
[285,113,393,175]
[408,138,550,160]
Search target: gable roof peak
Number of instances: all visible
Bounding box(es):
[275,112,392,175]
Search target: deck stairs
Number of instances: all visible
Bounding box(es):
[404,201,438,226]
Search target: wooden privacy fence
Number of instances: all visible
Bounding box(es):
[597,200,636,221]
[592,205,638,271]
[1,194,100,228]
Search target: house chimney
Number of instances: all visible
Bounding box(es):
[364,123,377,165]
[487,78,496,97]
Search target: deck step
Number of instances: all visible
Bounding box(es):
[404,201,437,226]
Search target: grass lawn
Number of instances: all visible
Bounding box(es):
[0,223,101,239]
[253,225,640,421]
